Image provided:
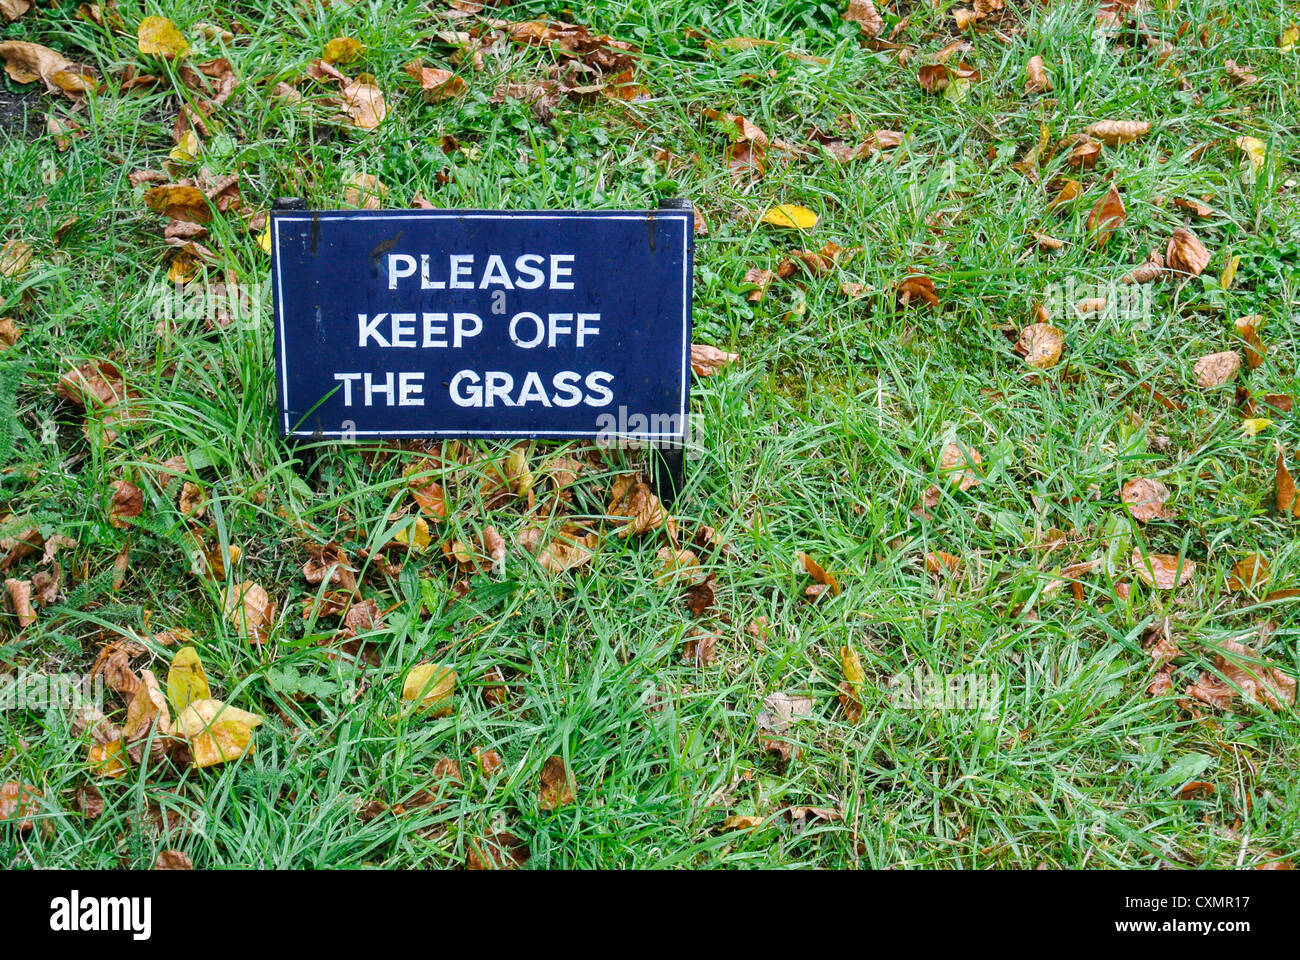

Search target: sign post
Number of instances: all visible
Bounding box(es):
[270,199,694,502]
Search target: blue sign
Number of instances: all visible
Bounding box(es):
[270,208,693,441]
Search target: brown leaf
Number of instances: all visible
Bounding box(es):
[683,574,716,617]
[1122,248,1166,284]
[0,317,19,349]
[109,480,143,529]
[683,627,719,665]
[1188,640,1296,711]
[796,551,840,596]
[757,691,813,760]
[0,40,98,99]
[0,0,31,22]
[0,781,41,831]
[154,849,193,869]
[1174,197,1214,218]
[466,831,530,870]
[1086,185,1126,247]
[1233,315,1266,369]
[896,273,939,309]
[1084,120,1150,145]
[1226,554,1269,592]
[1166,228,1211,276]
[4,577,36,627]
[939,441,983,491]
[1277,446,1298,516]
[1065,134,1102,169]
[924,551,961,575]
[303,542,358,595]
[1015,323,1064,369]
[403,59,468,101]
[343,173,386,209]
[1024,55,1051,93]
[1121,478,1172,522]
[1225,59,1259,86]
[843,0,884,37]
[1193,351,1241,388]
[690,343,738,377]
[608,475,669,537]
[339,77,388,129]
[538,756,576,809]
[142,184,210,222]
[223,581,275,644]
[1131,549,1196,590]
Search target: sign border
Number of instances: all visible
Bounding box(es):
[270,208,693,441]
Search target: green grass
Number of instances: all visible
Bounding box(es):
[1,0,1297,868]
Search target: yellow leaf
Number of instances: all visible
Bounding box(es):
[1219,254,1240,290]
[841,645,865,688]
[1235,136,1266,178]
[137,16,189,59]
[323,36,365,64]
[1280,24,1299,52]
[1242,418,1272,437]
[175,698,263,738]
[167,646,211,712]
[189,719,253,768]
[719,37,778,49]
[168,129,201,163]
[89,737,129,778]
[258,226,271,254]
[401,663,456,716]
[761,204,818,229]
[393,516,431,553]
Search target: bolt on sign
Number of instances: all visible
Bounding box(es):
[270,207,694,442]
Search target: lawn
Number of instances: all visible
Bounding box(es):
[0,0,1297,869]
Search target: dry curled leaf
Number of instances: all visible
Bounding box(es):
[1015,323,1064,369]
[1121,478,1172,522]
[223,581,275,644]
[538,756,576,809]
[1086,185,1126,247]
[896,274,939,309]
[0,781,41,831]
[0,238,32,277]
[1084,120,1150,145]
[924,550,960,575]
[1186,640,1296,711]
[1226,554,1270,592]
[1193,351,1241,389]
[1024,55,1051,93]
[1131,549,1196,590]
[466,831,530,870]
[939,441,983,491]
[1166,228,1211,276]
[795,551,840,596]
[1277,446,1299,516]
[691,343,738,377]
[1233,315,1266,369]
[109,480,143,529]
[757,691,813,760]
[0,40,98,98]
[843,0,883,37]
[404,59,468,102]
[155,849,193,870]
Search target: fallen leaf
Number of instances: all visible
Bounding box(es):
[924,550,960,575]
[0,0,31,22]
[1277,446,1299,516]
[1234,136,1267,178]
[0,238,32,277]
[1233,315,1266,369]
[339,77,388,129]
[1015,323,1064,369]
[402,663,456,716]
[795,551,840,596]
[1084,120,1150,145]
[324,36,365,64]
[839,645,865,723]
[155,850,193,869]
[1121,478,1172,522]
[1193,351,1241,388]
[138,16,189,59]
[466,831,529,870]
[343,173,386,209]
[1131,549,1196,590]
[1024,55,1051,93]
[0,40,98,98]
[0,317,19,349]
[176,699,260,767]
[1086,185,1126,247]
[538,756,576,809]
[0,781,40,831]
[761,204,818,229]
[843,0,883,37]
[939,441,983,491]
[403,59,467,102]
[756,691,813,760]
[691,343,738,376]
[1187,640,1296,711]
[1166,228,1211,276]
[1226,555,1269,591]
[720,814,765,831]
[4,578,36,627]
[223,581,275,644]
[109,480,143,529]
[1174,197,1214,217]
[1225,60,1259,86]
[897,274,939,309]
[607,475,668,537]
[166,646,211,712]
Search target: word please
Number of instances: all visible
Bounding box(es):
[387,253,575,291]
[357,312,600,349]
